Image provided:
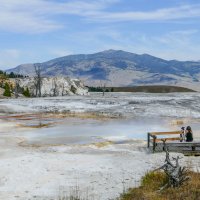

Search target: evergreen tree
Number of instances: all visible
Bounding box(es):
[9,72,15,78]
[3,83,11,97]
[105,89,109,92]
[23,87,31,97]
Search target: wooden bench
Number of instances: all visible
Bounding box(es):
[147,131,200,154]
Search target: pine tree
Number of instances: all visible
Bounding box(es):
[23,87,31,97]
[3,83,11,97]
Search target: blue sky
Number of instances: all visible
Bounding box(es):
[1,0,200,70]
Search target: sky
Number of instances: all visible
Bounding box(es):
[0,0,200,70]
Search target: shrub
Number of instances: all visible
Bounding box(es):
[23,87,31,97]
[71,85,77,94]
[3,83,11,97]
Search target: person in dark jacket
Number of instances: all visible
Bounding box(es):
[185,126,193,142]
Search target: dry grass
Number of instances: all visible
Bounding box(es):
[92,141,113,148]
[120,171,200,200]
[17,122,54,128]
[170,119,185,126]
[57,185,90,200]
[1,111,121,122]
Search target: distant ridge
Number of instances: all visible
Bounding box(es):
[105,85,196,93]
[6,49,200,91]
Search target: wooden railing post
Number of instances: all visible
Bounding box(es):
[147,132,150,148]
[153,135,157,153]
[147,131,183,153]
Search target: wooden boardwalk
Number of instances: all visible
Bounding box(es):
[147,131,200,155]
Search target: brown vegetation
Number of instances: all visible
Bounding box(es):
[120,171,200,200]
[1,112,121,122]
[108,85,195,93]
[92,141,113,148]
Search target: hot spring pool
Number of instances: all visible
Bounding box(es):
[20,117,179,146]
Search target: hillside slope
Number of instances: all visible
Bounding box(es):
[6,50,200,91]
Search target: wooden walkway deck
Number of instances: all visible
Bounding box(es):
[147,131,200,155]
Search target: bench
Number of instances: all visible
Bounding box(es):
[147,131,200,154]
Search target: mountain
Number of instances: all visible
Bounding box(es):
[6,50,200,91]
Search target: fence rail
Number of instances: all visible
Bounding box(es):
[147,131,200,154]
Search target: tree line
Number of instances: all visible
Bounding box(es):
[0,70,28,78]
[0,65,80,98]
[88,86,114,92]
[0,70,30,97]
[2,82,30,98]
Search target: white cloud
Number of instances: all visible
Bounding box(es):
[87,4,200,22]
[0,11,62,33]
[1,0,200,34]
[71,27,200,61]
[3,49,21,58]
[0,49,21,70]
[0,0,61,33]
[154,30,196,45]
[49,49,74,57]
[0,0,118,33]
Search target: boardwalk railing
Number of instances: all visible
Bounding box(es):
[147,131,200,154]
[147,131,181,152]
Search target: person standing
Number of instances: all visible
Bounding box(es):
[180,127,185,142]
[185,126,193,142]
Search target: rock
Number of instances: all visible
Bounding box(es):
[17,77,88,97]
[0,87,5,98]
